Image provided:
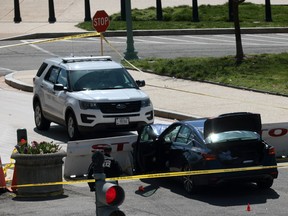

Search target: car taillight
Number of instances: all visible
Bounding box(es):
[202,153,216,161]
[268,147,276,155]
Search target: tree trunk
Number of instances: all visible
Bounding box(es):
[233,0,244,64]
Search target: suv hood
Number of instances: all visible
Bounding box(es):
[73,88,148,101]
[203,112,262,139]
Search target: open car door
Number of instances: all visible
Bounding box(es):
[134,124,168,173]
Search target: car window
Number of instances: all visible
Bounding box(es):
[164,125,181,143]
[70,68,137,91]
[56,69,68,87]
[44,66,60,84]
[140,126,155,143]
[175,126,192,145]
[205,130,260,144]
[36,62,48,77]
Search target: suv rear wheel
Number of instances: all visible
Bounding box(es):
[34,101,50,130]
[66,112,80,140]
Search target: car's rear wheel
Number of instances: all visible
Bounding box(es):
[66,112,80,140]
[256,178,274,189]
[182,164,196,194]
[34,101,50,130]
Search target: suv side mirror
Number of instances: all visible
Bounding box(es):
[54,83,67,91]
[136,80,145,87]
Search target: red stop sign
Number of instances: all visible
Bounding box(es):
[92,10,110,33]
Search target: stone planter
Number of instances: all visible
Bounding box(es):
[11,150,67,198]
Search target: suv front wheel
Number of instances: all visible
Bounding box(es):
[34,101,50,130]
[66,112,80,140]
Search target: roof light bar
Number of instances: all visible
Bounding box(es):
[62,56,112,63]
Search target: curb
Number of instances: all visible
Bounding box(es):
[4,73,33,92]
[1,27,288,41]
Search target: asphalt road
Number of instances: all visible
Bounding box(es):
[1,167,288,216]
[1,76,288,216]
[1,33,288,76]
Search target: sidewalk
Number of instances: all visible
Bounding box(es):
[1,0,287,39]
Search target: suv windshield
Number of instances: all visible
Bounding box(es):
[70,68,138,91]
[205,130,260,144]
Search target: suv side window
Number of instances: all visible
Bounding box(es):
[36,62,48,77]
[44,66,60,84]
[56,69,68,87]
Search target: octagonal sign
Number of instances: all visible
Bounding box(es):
[92,10,110,33]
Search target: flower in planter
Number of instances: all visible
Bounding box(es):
[15,141,62,154]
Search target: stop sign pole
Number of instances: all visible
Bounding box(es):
[92,10,110,56]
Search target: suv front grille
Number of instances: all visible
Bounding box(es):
[99,101,141,113]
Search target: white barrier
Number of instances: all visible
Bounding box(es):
[64,122,288,179]
[64,133,137,179]
[262,122,288,158]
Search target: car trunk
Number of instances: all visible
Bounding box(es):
[207,139,265,167]
[204,112,262,138]
[204,113,264,168]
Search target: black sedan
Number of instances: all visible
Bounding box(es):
[133,112,278,193]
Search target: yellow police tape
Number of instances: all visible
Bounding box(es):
[0,32,101,49]
[100,34,143,72]
[3,164,286,189]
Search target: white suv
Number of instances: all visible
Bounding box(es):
[33,56,154,140]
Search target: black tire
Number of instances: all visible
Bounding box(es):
[34,101,50,130]
[256,178,274,189]
[66,112,80,140]
[182,164,197,194]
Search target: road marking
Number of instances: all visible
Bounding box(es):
[0,67,15,72]
[21,40,57,56]
[244,34,288,44]
[134,38,165,44]
[250,34,288,42]
[151,36,205,44]
[184,35,234,44]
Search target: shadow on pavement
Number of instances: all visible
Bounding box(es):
[140,178,280,206]
[12,194,68,202]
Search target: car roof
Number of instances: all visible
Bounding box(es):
[45,56,123,71]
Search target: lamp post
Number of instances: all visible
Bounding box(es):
[124,0,138,60]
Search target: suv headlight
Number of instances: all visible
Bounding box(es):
[141,98,152,107]
[79,101,99,110]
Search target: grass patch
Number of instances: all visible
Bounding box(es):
[77,3,288,30]
[125,53,288,96]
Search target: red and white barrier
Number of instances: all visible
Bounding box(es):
[262,122,288,158]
